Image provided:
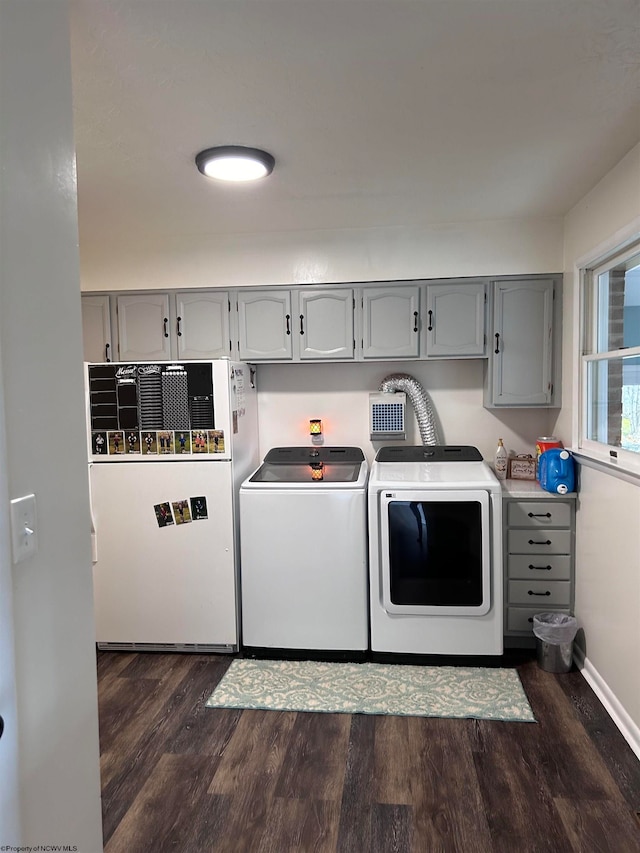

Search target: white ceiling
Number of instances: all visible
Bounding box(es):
[69,0,640,276]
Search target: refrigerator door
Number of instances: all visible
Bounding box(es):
[91,461,238,650]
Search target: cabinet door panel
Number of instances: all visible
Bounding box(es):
[491,280,553,405]
[117,294,172,361]
[299,289,353,359]
[362,286,420,358]
[82,295,113,362]
[238,291,292,360]
[425,283,486,356]
[176,292,230,359]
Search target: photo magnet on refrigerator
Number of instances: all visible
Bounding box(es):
[208,430,225,453]
[190,496,208,520]
[158,431,174,454]
[92,431,107,455]
[126,431,141,454]
[154,502,174,528]
[192,430,208,453]
[172,499,192,524]
[108,431,124,454]
[143,432,158,454]
[176,432,191,454]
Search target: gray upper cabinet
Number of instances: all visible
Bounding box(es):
[361,285,420,359]
[298,289,354,360]
[238,288,354,361]
[485,278,555,407]
[116,293,173,361]
[175,291,231,359]
[81,276,561,390]
[81,294,113,362]
[237,290,293,361]
[117,291,232,361]
[423,281,486,357]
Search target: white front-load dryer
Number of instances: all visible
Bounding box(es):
[240,446,369,653]
[368,445,503,656]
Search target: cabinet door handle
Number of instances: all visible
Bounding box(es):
[0,714,3,740]
[494,332,500,354]
[527,590,551,596]
[427,309,433,331]
[528,512,551,518]
[300,314,304,335]
[176,316,182,337]
[413,311,419,333]
[163,317,169,338]
[528,564,552,571]
[105,342,111,362]
[529,539,552,545]
[285,314,291,335]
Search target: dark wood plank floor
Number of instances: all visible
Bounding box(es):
[97,650,640,852]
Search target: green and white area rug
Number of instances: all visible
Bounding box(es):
[206,659,536,722]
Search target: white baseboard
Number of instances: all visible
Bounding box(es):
[573,646,640,761]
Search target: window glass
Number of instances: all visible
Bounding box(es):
[582,246,640,467]
[595,253,640,353]
[586,354,640,452]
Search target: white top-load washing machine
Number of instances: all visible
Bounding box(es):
[368,446,503,656]
[240,446,369,653]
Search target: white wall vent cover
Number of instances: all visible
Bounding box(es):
[369,392,406,440]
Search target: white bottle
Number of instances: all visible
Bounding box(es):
[494,438,508,480]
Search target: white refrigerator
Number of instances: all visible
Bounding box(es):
[87,360,259,652]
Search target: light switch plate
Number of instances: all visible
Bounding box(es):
[10,494,38,564]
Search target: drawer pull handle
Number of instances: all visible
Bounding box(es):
[529,539,551,545]
[529,564,552,571]
[528,617,534,623]
[528,512,551,518]
[528,590,551,596]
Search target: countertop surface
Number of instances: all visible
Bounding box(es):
[500,479,577,499]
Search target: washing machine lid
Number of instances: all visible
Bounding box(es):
[263,446,365,465]
[244,446,368,488]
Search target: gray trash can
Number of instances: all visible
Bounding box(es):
[532,613,578,673]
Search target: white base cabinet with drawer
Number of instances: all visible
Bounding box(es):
[503,495,576,646]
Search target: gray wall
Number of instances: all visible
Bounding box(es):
[0,0,103,846]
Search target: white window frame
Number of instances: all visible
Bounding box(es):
[575,220,640,481]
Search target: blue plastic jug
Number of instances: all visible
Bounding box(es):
[539,448,575,495]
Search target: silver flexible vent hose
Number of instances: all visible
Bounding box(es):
[379,373,440,445]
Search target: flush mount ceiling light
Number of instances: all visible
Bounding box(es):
[195,145,275,182]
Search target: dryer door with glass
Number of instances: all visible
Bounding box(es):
[379,489,492,616]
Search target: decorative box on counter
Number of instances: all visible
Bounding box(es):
[509,454,537,480]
